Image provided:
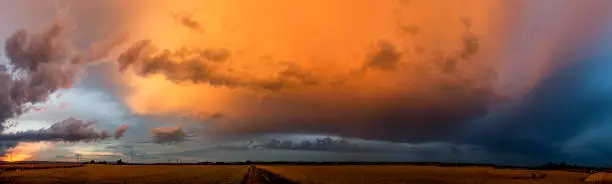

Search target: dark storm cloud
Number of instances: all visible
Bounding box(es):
[0,142,18,155]
[150,126,187,144]
[256,137,387,153]
[207,90,495,143]
[208,138,481,161]
[362,40,402,71]
[462,58,612,161]
[0,117,128,142]
[0,21,125,131]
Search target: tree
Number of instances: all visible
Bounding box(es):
[541,162,559,169]
[116,159,124,165]
[89,160,95,164]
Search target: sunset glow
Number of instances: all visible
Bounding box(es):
[0,142,51,162]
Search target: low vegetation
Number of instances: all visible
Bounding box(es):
[260,165,592,184]
[0,163,82,171]
[0,163,605,183]
[0,164,246,184]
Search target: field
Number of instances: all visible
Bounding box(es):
[585,172,612,183]
[0,163,83,171]
[0,165,247,184]
[261,165,593,184]
[0,164,603,184]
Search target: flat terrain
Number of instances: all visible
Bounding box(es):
[0,165,247,184]
[585,172,612,183]
[261,165,593,184]
[0,163,82,171]
[243,166,294,184]
[0,164,603,183]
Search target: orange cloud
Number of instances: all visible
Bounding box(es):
[59,0,612,142]
[97,0,507,142]
[115,0,502,115]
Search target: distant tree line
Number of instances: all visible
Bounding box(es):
[540,161,607,172]
[87,159,125,165]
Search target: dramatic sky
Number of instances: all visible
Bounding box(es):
[1,0,612,166]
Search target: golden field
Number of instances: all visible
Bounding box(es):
[0,164,604,184]
[260,165,594,184]
[584,172,612,183]
[0,163,82,170]
[0,165,247,184]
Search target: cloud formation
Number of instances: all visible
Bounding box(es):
[117,40,327,91]
[173,12,205,33]
[0,118,124,142]
[106,1,506,148]
[361,41,402,71]
[0,21,125,131]
[464,58,612,159]
[114,124,129,139]
[4,0,612,164]
[258,137,370,152]
[150,126,186,144]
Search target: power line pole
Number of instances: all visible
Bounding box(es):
[75,153,81,163]
[127,148,135,163]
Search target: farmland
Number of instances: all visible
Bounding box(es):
[260,165,594,184]
[0,164,247,184]
[0,164,603,183]
[0,163,83,171]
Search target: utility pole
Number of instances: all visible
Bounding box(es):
[75,153,81,163]
[127,148,135,163]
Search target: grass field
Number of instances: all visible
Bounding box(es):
[0,163,82,171]
[260,165,593,184]
[0,165,247,184]
[584,172,612,183]
[0,164,601,184]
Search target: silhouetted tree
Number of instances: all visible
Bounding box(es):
[116,159,124,165]
[541,162,559,169]
[89,160,95,164]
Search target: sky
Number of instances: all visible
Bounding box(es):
[1,0,612,166]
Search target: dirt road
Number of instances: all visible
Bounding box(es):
[242,165,295,184]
